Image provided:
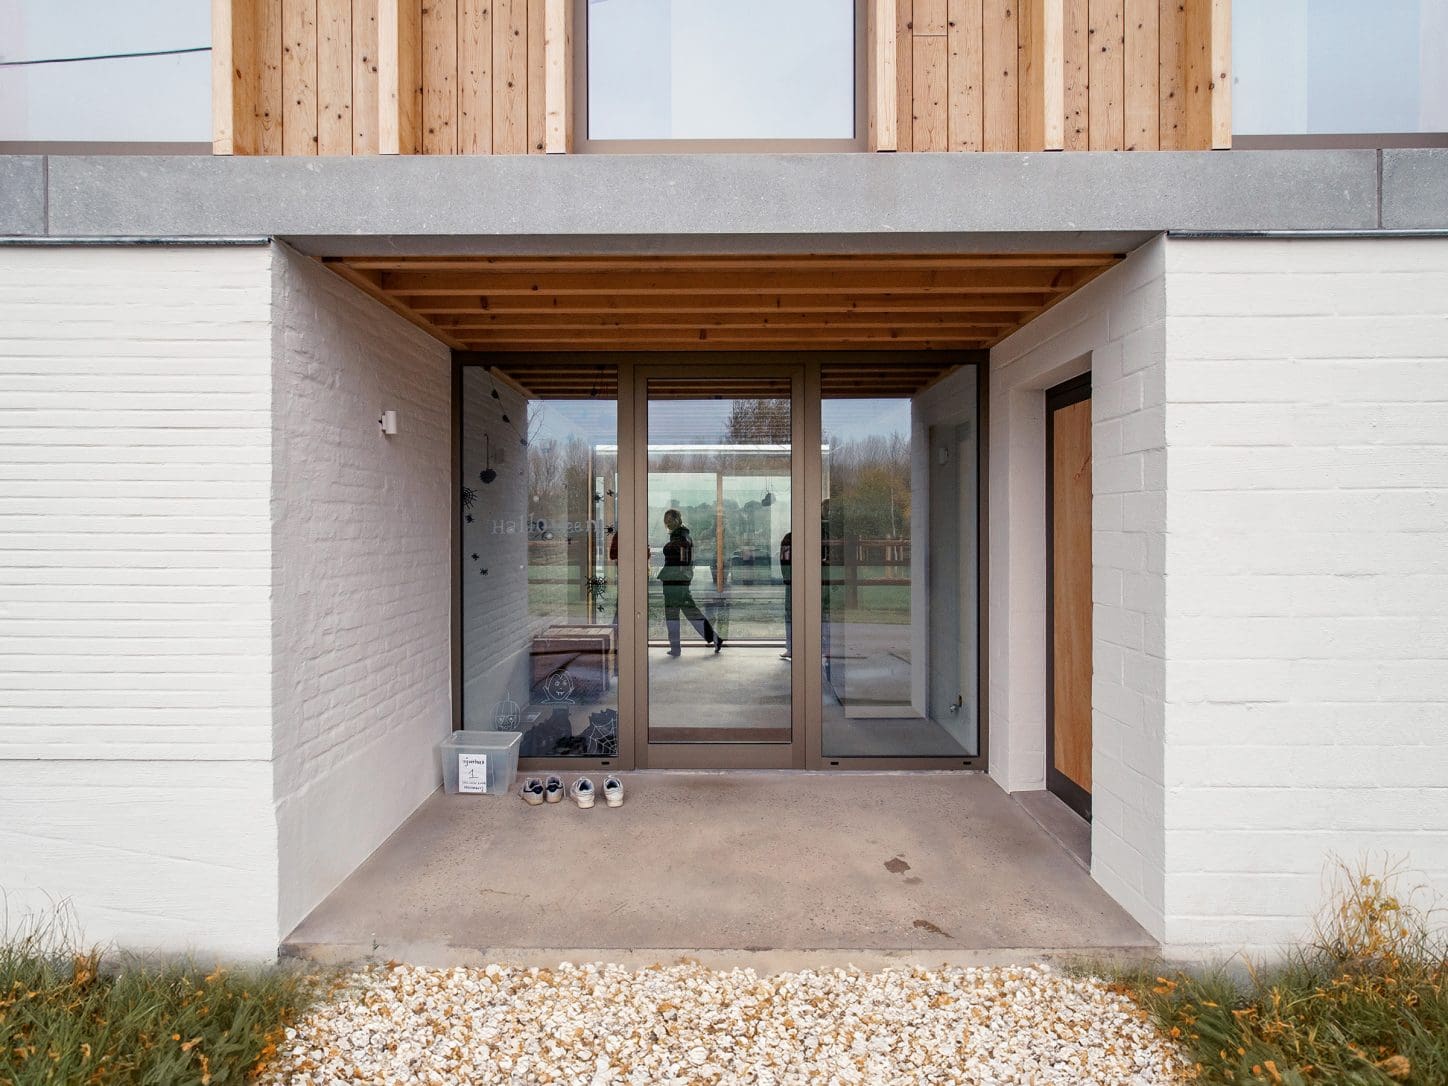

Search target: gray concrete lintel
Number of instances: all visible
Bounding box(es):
[0,156,45,236]
[1381,148,1448,230]
[31,149,1395,250]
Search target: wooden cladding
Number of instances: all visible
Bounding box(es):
[886,0,1228,151]
[213,0,568,154]
[215,0,1225,154]
[322,252,1124,353]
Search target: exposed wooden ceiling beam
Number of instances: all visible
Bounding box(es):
[403,292,1053,314]
[337,253,1119,272]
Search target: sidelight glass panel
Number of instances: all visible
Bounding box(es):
[460,370,620,759]
[820,379,979,759]
[646,380,793,743]
[586,0,857,141]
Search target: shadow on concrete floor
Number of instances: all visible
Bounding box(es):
[284,771,1154,970]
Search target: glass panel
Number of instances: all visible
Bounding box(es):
[646,379,792,743]
[1233,0,1448,136]
[821,380,979,759]
[587,0,856,140]
[460,370,620,759]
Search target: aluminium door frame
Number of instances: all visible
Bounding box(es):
[630,358,808,770]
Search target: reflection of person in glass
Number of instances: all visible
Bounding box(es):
[779,530,793,660]
[660,509,722,657]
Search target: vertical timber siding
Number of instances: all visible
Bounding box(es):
[216,0,558,154]
[217,0,1227,153]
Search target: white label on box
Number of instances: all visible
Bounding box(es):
[458,752,489,794]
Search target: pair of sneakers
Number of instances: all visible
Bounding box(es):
[519,773,623,809]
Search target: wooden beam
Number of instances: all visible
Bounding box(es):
[1063,0,1088,149]
[868,0,898,151]
[429,312,1021,329]
[326,261,467,346]
[342,253,1119,270]
[400,291,1056,314]
[376,266,1095,295]
[544,0,570,152]
[378,0,422,153]
[459,338,993,351]
[212,0,246,154]
[1158,0,1187,148]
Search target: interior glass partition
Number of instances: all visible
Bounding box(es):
[459,368,620,759]
[819,372,980,760]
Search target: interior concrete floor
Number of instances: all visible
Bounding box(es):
[284,772,1154,970]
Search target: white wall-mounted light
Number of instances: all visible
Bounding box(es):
[379,409,399,436]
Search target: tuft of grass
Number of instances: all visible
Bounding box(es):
[1110,861,1448,1085]
[0,905,326,1085]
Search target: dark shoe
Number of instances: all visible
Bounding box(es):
[780,652,791,660]
[666,649,682,657]
[714,636,725,654]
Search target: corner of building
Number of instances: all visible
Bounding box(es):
[268,243,455,940]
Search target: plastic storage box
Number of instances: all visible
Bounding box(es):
[440,730,522,796]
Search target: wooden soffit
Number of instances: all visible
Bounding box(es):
[323,251,1123,362]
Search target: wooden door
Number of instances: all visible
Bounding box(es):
[1047,376,1092,820]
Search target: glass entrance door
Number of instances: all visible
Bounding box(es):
[632,367,804,768]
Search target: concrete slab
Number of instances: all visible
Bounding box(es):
[283,771,1153,968]
[43,150,1380,244]
[1382,149,1448,229]
[1013,789,1090,871]
[0,156,45,236]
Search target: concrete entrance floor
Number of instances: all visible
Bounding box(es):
[283,772,1155,970]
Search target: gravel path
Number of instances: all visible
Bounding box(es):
[259,962,1190,1085]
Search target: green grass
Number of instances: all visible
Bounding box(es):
[0,909,325,1085]
[1109,863,1448,1085]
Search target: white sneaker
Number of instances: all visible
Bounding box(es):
[603,775,624,808]
[569,777,596,809]
[544,775,564,803]
[519,777,544,805]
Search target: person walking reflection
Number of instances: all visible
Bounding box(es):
[660,509,722,657]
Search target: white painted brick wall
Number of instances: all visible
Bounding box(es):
[270,246,453,936]
[989,238,1169,938]
[0,245,280,957]
[1162,237,1448,954]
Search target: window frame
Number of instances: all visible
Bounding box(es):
[572,0,868,154]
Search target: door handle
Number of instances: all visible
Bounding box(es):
[948,694,963,714]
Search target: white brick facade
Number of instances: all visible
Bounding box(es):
[989,238,1169,935]
[1161,238,1448,954]
[4,236,1446,959]
[0,246,280,956]
[0,244,453,956]
[991,236,1448,950]
[270,246,453,935]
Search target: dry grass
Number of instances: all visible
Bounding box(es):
[1115,861,1448,1085]
[0,906,325,1085]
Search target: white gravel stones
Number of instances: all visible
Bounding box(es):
[257,961,1190,1085]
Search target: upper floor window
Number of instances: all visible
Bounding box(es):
[580,0,861,151]
[1233,0,1448,146]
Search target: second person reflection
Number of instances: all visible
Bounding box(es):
[659,508,723,657]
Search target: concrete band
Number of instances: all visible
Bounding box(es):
[1,149,1444,251]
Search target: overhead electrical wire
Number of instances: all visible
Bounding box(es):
[0,46,210,68]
